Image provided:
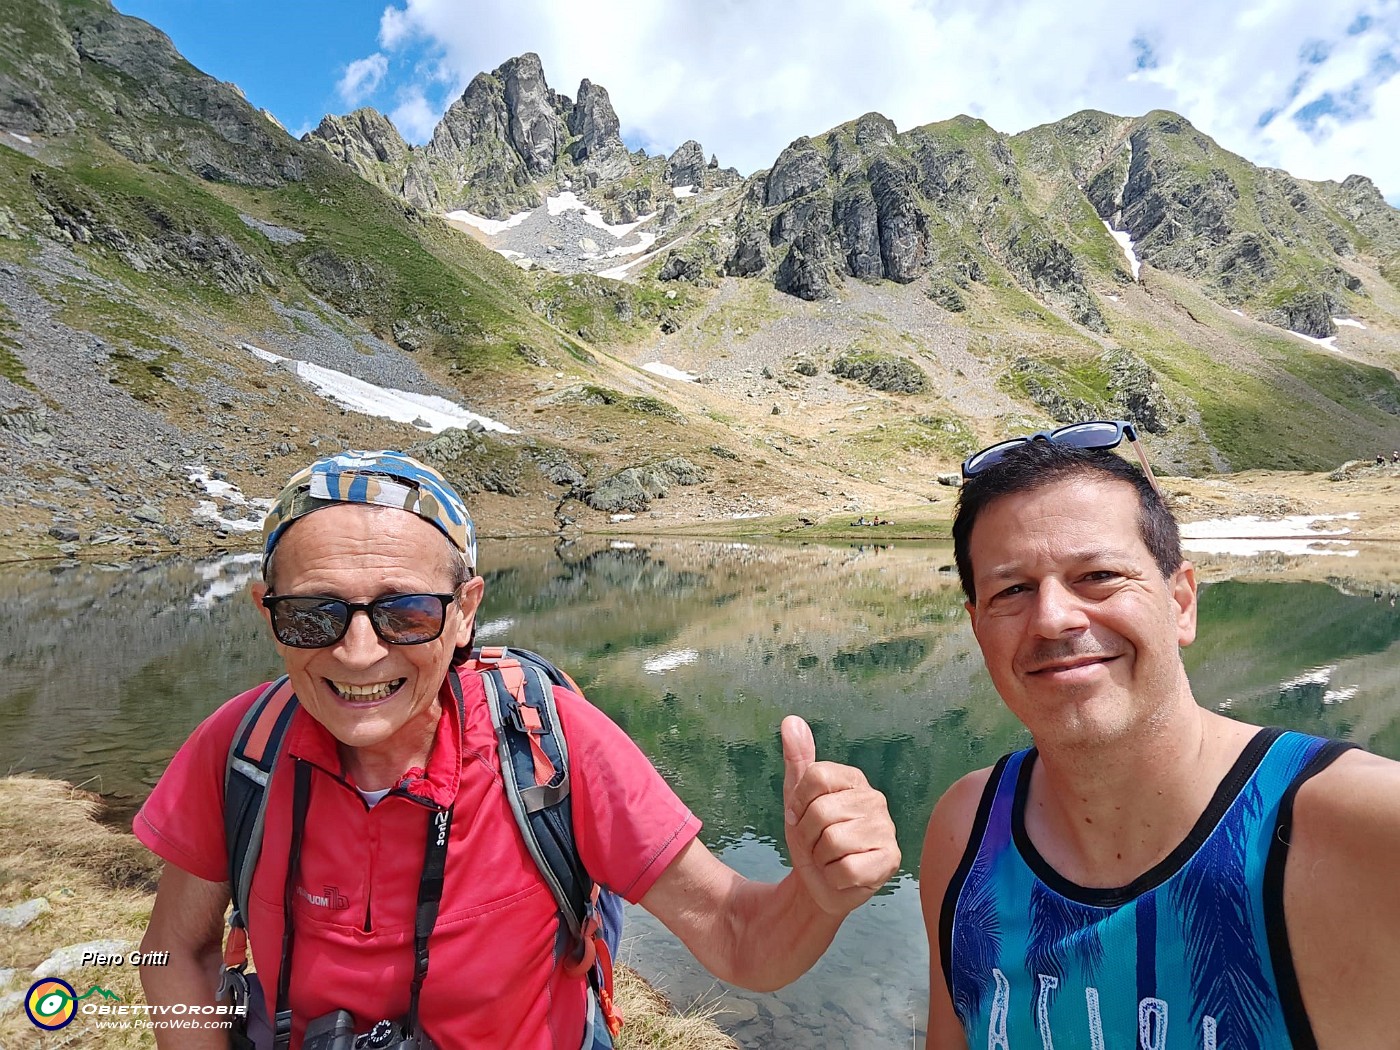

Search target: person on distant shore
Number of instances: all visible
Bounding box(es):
[134,450,899,1050]
[920,421,1400,1048]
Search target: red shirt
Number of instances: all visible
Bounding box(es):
[135,667,700,1049]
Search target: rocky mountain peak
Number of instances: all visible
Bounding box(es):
[3,0,304,185]
[853,112,897,148]
[498,52,569,176]
[665,140,706,187]
[567,78,622,163]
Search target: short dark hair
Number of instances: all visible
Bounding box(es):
[952,441,1182,603]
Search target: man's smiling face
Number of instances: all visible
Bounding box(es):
[252,503,482,769]
[965,475,1198,748]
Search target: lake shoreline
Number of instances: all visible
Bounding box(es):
[7,465,1400,586]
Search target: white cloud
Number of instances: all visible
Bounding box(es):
[389,88,440,141]
[363,0,1400,200]
[338,53,389,106]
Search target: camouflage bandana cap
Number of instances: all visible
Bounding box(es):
[262,450,476,573]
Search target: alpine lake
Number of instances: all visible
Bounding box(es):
[3,537,1399,1050]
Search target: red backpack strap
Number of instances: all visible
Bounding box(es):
[474,648,556,787]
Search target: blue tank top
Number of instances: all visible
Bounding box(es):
[941,728,1351,1050]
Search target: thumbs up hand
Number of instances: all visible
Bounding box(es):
[781,715,900,917]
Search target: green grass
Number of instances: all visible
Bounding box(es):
[688,277,784,346]
[550,383,686,423]
[1275,342,1400,418]
[6,125,605,382]
[51,283,183,401]
[1140,341,1362,470]
[848,415,977,461]
[0,340,30,388]
[0,303,31,388]
[532,273,698,347]
[999,353,1111,418]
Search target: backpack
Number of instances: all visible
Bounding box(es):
[218,645,625,1047]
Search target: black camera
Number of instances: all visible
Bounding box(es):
[302,1010,434,1050]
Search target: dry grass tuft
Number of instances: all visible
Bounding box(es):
[0,775,157,1048]
[613,964,738,1050]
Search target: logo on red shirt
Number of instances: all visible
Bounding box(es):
[296,884,349,910]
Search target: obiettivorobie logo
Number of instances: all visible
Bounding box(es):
[24,975,246,1031]
[25,979,121,1030]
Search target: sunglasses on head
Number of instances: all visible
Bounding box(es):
[961,420,1162,495]
[262,592,458,649]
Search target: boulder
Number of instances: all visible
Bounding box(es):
[584,457,706,512]
[33,940,136,978]
[0,897,50,930]
[1260,289,1336,338]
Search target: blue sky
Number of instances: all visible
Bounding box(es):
[115,0,1400,204]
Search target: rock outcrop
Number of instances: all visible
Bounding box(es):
[1062,110,1376,331]
[304,108,410,193]
[729,112,1105,326]
[830,349,929,393]
[567,79,625,167]
[666,140,707,188]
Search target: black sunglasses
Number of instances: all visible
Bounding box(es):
[961,420,1162,494]
[262,592,458,649]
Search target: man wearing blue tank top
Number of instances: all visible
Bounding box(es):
[919,423,1400,1050]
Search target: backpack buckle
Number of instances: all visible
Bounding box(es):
[216,964,249,1006]
[509,697,546,736]
[563,910,602,978]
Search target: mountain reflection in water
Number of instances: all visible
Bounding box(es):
[2,540,1398,1049]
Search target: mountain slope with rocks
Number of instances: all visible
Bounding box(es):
[0,0,1397,564]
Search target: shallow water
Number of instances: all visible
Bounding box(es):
[2,539,1398,1048]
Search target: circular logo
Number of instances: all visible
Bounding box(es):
[26,978,77,1030]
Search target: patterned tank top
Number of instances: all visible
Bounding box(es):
[941,727,1352,1050]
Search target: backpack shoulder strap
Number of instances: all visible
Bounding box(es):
[473,646,622,1040]
[474,647,586,933]
[223,675,298,932]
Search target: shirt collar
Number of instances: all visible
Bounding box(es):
[286,675,465,807]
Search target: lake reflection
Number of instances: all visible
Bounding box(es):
[2,540,1399,1049]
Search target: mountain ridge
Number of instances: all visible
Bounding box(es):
[0,0,1396,563]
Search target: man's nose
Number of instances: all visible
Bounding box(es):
[1028,578,1090,636]
[333,608,386,662]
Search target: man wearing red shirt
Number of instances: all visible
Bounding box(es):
[135,451,900,1050]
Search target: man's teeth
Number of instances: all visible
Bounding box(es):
[332,679,405,701]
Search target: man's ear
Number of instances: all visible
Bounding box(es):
[964,599,978,634]
[451,576,486,648]
[250,580,272,629]
[1171,561,1198,647]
